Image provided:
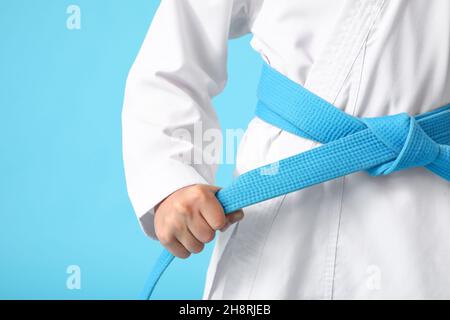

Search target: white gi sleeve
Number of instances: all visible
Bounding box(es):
[122,0,252,239]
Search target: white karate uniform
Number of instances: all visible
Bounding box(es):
[122,0,450,299]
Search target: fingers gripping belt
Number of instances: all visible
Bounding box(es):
[141,62,450,299]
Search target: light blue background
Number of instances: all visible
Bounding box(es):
[0,0,261,299]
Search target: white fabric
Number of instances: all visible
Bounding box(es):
[122,0,450,299]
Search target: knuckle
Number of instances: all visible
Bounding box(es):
[190,185,208,200]
[162,214,186,235]
[157,231,172,245]
[173,200,189,213]
[165,214,179,228]
[172,220,185,233]
[192,184,205,193]
[182,208,195,219]
[193,190,208,203]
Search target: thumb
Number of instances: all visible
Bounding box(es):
[220,209,244,232]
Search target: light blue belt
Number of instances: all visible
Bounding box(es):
[141,62,450,300]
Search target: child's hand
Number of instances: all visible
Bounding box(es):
[154,184,244,258]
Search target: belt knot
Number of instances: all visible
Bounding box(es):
[363,113,440,176]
